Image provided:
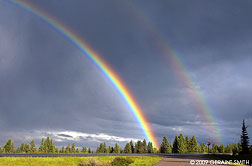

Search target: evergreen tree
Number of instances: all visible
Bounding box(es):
[147,142,154,153]
[185,136,189,153]
[218,144,224,153]
[55,147,59,153]
[106,146,111,153]
[39,138,44,152]
[134,141,142,153]
[49,139,55,153]
[44,137,51,153]
[65,144,70,153]
[113,143,120,153]
[29,140,37,153]
[124,143,132,153]
[177,134,186,153]
[20,143,29,153]
[81,147,87,153]
[232,144,239,155]
[160,136,170,153]
[240,120,250,154]
[142,139,147,153]
[224,145,232,154]
[211,144,218,153]
[172,135,179,153]
[130,141,134,153]
[88,147,91,153]
[103,142,107,153]
[169,144,173,153]
[76,148,79,153]
[3,139,14,153]
[71,143,76,153]
[188,136,198,153]
[0,146,3,154]
[199,143,206,153]
[61,146,65,153]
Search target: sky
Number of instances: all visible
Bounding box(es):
[0,0,251,149]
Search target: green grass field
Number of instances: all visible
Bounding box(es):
[0,156,161,166]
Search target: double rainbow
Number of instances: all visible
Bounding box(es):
[126,2,222,144]
[7,0,158,148]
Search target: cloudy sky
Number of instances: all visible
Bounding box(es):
[0,0,251,149]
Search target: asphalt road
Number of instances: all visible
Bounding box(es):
[155,154,234,166]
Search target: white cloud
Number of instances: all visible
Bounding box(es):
[49,130,140,143]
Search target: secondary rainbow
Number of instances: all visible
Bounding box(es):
[7,0,159,148]
[126,2,222,144]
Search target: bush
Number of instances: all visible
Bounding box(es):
[111,157,133,166]
[78,159,102,166]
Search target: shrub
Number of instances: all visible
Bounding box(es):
[78,159,102,166]
[111,157,133,166]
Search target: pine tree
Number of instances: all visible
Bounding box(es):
[224,145,231,153]
[61,146,65,153]
[185,136,189,153]
[240,120,250,154]
[0,146,3,154]
[160,136,170,153]
[130,141,134,153]
[232,144,239,155]
[71,143,76,153]
[142,139,147,153]
[177,134,186,153]
[55,147,59,153]
[124,143,132,153]
[81,147,87,153]
[3,139,14,153]
[44,137,51,153]
[199,143,206,153]
[113,143,120,153]
[65,144,70,153]
[172,135,179,153]
[106,146,111,153]
[19,143,29,153]
[88,147,91,153]
[134,141,142,153]
[188,136,198,153]
[147,142,154,153]
[218,144,224,153]
[211,144,218,153]
[49,139,55,153]
[29,140,37,153]
[39,138,44,152]
[103,142,107,153]
[169,144,173,153]
[76,148,79,153]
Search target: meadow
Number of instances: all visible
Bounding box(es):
[0,156,161,166]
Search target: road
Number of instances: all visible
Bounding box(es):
[155,154,233,166]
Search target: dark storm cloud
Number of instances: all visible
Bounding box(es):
[58,134,73,138]
[0,0,251,147]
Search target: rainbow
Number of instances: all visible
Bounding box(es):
[126,2,222,144]
[7,0,159,148]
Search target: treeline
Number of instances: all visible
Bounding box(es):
[0,135,248,154]
[0,120,250,154]
[158,134,245,154]
[0,138,157,154]
[0,137,93,154]
[96,140,157,154]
